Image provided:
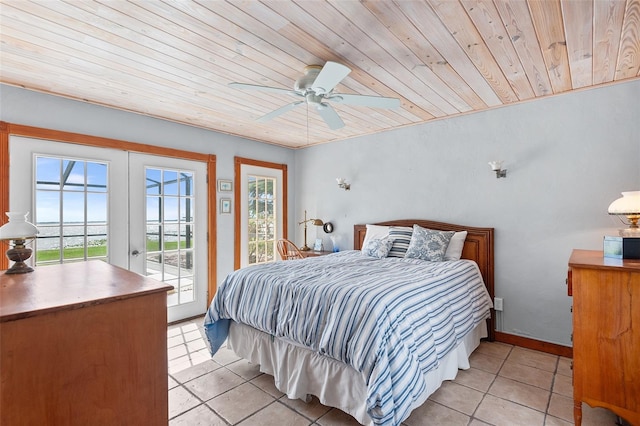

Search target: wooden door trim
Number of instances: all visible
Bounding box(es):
[234,157,288,270]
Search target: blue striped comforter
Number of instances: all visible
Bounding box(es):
[204,250,492,425]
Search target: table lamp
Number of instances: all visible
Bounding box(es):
[298,210,323,251]
[0,212,39,274]
[608,191,640,237]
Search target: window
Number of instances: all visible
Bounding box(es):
[145,167,196,306]
[247,175,276,265]
[34,156,108,265]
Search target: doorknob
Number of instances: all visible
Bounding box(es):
[131,249,141,257]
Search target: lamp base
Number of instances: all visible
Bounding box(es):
[300,246,311,251]
[5,261,34,274]
[5,242,34,274]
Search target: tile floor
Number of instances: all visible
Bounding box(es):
[168,317,623,426]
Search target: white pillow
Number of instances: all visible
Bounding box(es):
[361,224,390,249]
[444,231,467,261]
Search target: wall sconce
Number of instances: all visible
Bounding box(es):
[0,212,39,274]
[298,210,323,251]
[336,177,351,190]
[488,161,507,178]
[608,191,640,236]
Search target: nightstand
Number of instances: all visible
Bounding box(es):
[568,249,640,426]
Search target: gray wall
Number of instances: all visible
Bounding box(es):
[2,80,638,346]
[294,79,640,346]
[0,84,296,287]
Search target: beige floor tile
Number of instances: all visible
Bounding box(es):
[475,341,513,360]
[488,376,550,412]
[251,374,286,398]
[316,407,362,426]
[168,334,185,348]
[507,347,558,373]
[169,375,179,390]
[168,386,201,419]
[169,344,188,361]
[190,348,214,365]
[545,415,572,426]
[404,400,470,426]
[499,360,554,390]
[212,346,242,366]
[168,326,183,338]
[238,401,312,426]
[469,351,504,374]
[556,357,572,377]
[184,368,245,401]
[226,358,263,381]
[187,338,208,352]
[475,394,545,426]
[280,394,332,421]
[468,419,492,426]
[169,404,227,426]
[169,354,197,374]
[184,329,204,342]
[428,381,484,415]
[207,382,275,424]
[547,393,573,422]
[552,373,572,398]
[172,359,221,383]
[453,367,496,392]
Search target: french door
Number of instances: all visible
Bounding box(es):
[9,137,208,322]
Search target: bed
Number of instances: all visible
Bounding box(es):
[205,219,495,425]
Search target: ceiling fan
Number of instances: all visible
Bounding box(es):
[229,61,400,130]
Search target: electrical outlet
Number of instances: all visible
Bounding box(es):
[494,297,504,311]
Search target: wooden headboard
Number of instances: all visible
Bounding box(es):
[354,219,495,341]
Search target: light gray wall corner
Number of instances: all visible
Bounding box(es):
[294,79,640,347]
[0,84,296,289]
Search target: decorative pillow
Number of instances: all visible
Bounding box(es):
[387,226,413,258]
[444,231,467,261]
[362,237,394,259]
[361,224,390,249]
[404,225,455,262]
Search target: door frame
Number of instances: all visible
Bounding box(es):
[234,157,288,270]
[0,121,218,304]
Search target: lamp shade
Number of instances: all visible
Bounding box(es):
[608,191,640,215]
[0,212,39,240]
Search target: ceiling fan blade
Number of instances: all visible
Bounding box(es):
[229,82,299,97]
[311,62,351,95]
[316,103,345,130]
[328,93,400,108]
[256,101,304,122]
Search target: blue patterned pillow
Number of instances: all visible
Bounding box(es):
[362,237,393,258]
[387,226,413,258]
[404,225,455,261]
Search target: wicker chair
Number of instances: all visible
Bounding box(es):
[277,238,304,260]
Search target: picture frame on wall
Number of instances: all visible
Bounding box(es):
[218,179,232,192]
[220,198,232,214]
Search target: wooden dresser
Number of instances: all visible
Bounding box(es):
[0,261,173,425]
[568,249,640,426]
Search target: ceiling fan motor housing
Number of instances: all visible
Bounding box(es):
[295,65,323,94]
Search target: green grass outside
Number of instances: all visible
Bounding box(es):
[37,240,189,261]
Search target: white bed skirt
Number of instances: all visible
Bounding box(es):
[228,320,488,425]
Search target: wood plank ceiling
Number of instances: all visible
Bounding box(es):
[1,0,639,148]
